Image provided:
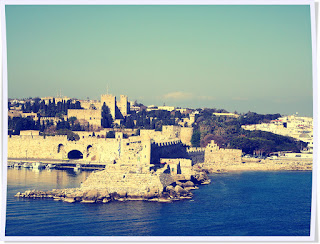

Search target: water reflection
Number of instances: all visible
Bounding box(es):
[7,168,93,191]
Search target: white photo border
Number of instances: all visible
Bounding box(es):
[0,0,317,242]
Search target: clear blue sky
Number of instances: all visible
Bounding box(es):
[5,5,313,116]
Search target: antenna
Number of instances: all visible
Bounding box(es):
[106,85,109,95]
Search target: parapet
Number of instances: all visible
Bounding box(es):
[187,147,205,153]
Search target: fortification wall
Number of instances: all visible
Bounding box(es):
[140,129,162,140]
[162,125,181,139]
[187,147,205,164]
[141,126,192,146]
[180,127,193,146]
[204,141,242,165]
[7,135,121,163]
[80,100,101,110]
[67,109,101,126]
[151,141,189,164]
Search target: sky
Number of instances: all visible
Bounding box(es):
[5,5,313,116]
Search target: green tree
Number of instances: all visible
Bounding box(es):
[101,102,113,128]
[191,130,201,147]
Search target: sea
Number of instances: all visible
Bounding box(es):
[5,168,312,236]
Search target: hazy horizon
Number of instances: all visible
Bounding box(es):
[5,5,313,117]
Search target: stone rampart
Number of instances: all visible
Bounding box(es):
[187,147,205,164]
[204,140,242,165]
[8,135,121,163]
[67,109,101,126]
[151,141,189,164]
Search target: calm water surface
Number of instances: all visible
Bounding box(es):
[6,168,312,236]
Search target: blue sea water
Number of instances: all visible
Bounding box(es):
[5,168,312,236]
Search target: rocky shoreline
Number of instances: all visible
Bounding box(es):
[15,171,211,203]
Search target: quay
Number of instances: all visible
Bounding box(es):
[7,158,106,170]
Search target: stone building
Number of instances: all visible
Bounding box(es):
[140,125,193,146]
[67,93,130,128]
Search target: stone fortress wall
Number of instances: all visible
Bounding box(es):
[8,125,244,177]
[204,140,242,164]
[140,125,193,146]
[67,109,102,126]
[187,147,205,164]
[8,134,120,163]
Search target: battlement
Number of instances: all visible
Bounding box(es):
[153,139,182,147]
[204,140,242,165]
[187,147,205,153]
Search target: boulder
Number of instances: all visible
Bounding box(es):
[117,191,127,198]
[85,189,99,200]
[174,185,184,193]
[158,197,172,203]
[109,192,120,200]
[166,185,174,192]
[183,181,194,187]
[81,199,95,203]
[174,185,188,195]
[143,192,156,199]
[176,181,183,186]
[63,197,75,203]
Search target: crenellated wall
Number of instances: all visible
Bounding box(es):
[187,147,205,164]
[150,141,189,165]
[204,140,242,165]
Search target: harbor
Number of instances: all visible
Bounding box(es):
[7,158,106,170]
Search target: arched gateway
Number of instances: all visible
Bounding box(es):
[67,150,83,160]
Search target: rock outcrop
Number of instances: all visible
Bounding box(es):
[15,168,210,203]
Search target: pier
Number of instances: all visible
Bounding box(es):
[7,158,106,170]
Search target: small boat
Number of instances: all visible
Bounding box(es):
[32,162,44,169]
[14,163,21,168]
[73,164,82,172]
[23,163,31,168]
[46,164,56,169]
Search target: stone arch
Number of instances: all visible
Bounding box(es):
[67,150,83,160]
[58,144,64,153]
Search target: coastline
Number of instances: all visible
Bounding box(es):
[201,158,312,173]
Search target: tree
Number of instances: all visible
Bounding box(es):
[67,131,80,141]
[101,102,113,128]
[191,130,201,147]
